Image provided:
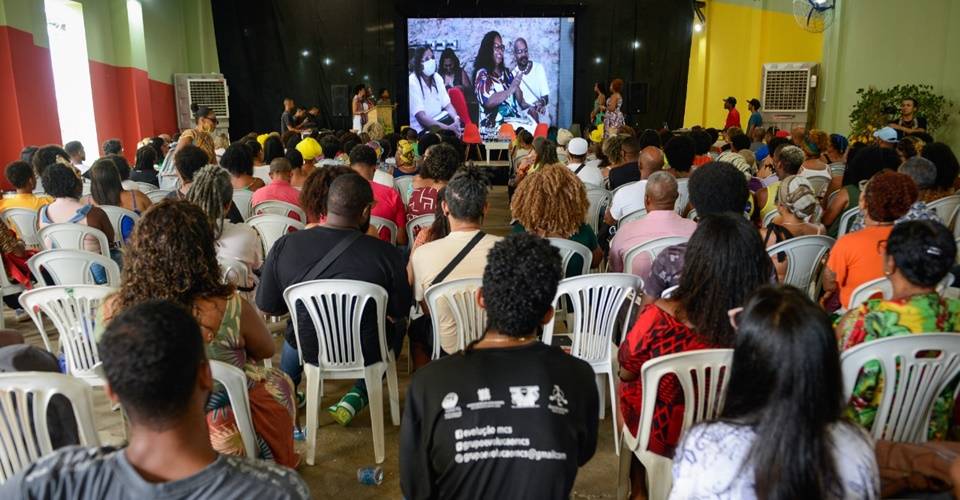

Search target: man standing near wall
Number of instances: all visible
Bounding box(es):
[723,96,741,130]
[746,98,763,137]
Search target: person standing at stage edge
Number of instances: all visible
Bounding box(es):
[723,96,741,130]
[512,38,550,125]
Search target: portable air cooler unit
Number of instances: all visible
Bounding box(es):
[174,73,230,135]
[759,62,818,132]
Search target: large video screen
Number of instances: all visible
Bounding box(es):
[406,17,575,140]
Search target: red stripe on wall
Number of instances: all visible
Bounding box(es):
[149,79,177,136]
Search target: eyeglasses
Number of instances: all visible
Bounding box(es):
[515,48,528,55]
[727,306,743,330]
[493,44,505,52]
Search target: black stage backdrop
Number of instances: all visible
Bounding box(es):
[211,0,693,139]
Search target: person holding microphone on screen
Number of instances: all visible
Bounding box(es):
[408,46,462,135]
[512,38,550,125]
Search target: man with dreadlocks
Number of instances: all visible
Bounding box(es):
[187,165,263,294]
[510,164,601,276]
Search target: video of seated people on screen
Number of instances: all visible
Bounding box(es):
[407,17,575,140]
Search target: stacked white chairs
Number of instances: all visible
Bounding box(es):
[97,206,139,246]
[209,361,258,458]
[246,214,304,257]
[27,249,121,287]
[841,334,960,442]
[37,223,111,258]
[0,372,101,482]
[585,187,612,238]
[765,235,835,300]
[423,278,485,358]
[282,280,399,465]
[370,216,398,245]
[542,273,642,454]
[232,190,254,221]
[618,349,734,500]
[0,208,40,249]
[19,285,115,382]
[622,236,688,278]
[146,189,171,204]
[406,214,436,247]
[547,238,593,277]
[394,176,415,207]
[252,200,307,223]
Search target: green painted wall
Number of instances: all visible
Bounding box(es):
[818,0,960,148]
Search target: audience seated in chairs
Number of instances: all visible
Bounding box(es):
[760,175,825,283]
[822,146,900,236]
[670,285,879,498]
[608,171,697,275]
[87,158,153,241]
[188,165,263,294]
[256,173,411,427]
[642,161,749,299]
[168,144,244,224]
[409,168,500,364]
[94,201,298,468]
[251,157,303,209]
[350,144,408,245]
[822,171,917,310]
[1,161,52,211]
[619,212,772,499]
[130,145,160,187]
[401,233,599,499]
[756,144,804,221]
[605,146,665,224]
[407,143,459,222]
[298,165,356,227]
[511,164,601,275]
[0,299,310,499]
[837,220,960,439]
[221,142,265,193]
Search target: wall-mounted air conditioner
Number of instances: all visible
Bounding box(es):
[174,73,230,136]
[760,62,818,132]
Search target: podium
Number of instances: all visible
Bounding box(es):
[369,104,395,134]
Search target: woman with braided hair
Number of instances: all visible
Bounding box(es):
[93,200,297,467]
[186,165,263,294]
[510,164,601,276]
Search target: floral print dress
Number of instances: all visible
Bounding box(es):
[836,292,960,440]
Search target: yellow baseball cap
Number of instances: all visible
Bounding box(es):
[295,137,322,160]
[589,125,604,144]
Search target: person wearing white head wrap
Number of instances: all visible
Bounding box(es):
[716,151,754,178]
[761,174,826,282]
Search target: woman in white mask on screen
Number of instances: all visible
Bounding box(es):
[408,46,462,135]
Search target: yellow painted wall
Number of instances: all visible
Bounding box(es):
[684,0,823,129]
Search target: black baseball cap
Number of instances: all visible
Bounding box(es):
[748,98,761,109]
[723,96,737,106]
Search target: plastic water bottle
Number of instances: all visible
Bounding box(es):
[357,466,384,486]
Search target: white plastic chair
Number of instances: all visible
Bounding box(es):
[218,256,250,289]
[27,249,121,288]
[209,361,258,459]
[96,206,139,246]
[232,190,254,221]
[928,195,960,230]
[18,285,115,380]
[622,236,689,278]
[761,209,778,228]
[253,166,271,186]
[547,238,593,277]
[424,278,485,357]
[134,181,158,192]
[37,223,111,258]
[766,235,835,300]
[674,178,689,215]
[0,208,40,249]
[841,334,960,442]
[618,349,734,500]
[542,273,642,454]
[611,180,639,200]
[282,279,399,465]
[618,208,647,226]
[845,275,954,311]
[685,208,698,221]
[836,207,861,237]
[407,214,436,247]
[806,175,830,200]
[370,216,398,245]
[0,372,101,482]
[660,285,679,299]
[252,200,306,223]
[246,214,304,257]
[394,176,414,207]
[146,189,171,204]
[586,187,612,238]
[0,254,24,329]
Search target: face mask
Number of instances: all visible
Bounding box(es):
[422,58,436,77]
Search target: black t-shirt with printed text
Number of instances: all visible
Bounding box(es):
[400,342,599,500]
